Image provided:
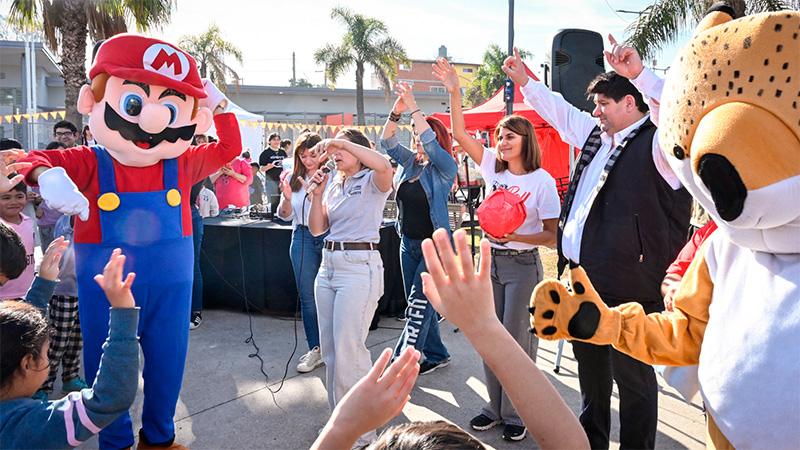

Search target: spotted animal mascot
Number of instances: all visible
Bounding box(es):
[21,34,241,450]
[530,7,800,449]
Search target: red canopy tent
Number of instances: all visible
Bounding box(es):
[433,64,572,182]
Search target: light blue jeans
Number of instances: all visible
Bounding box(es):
[315,249,383,443]
[393,235,449,364]
[289,225,326,350]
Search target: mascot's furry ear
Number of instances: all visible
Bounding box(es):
[697,2,736,33]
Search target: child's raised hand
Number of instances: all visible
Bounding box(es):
[39,236,69,281]
[94,249,136,309]
[313,347,420,449]
[421,228,494,335]
[0,149,30,194]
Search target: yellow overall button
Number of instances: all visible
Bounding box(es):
[166,189,181,207]
[97,193,120,211]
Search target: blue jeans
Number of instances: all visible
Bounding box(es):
[393,235,449,364]
[290,225,326,350]
[191,207,203,313]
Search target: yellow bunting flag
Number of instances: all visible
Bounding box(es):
[57,111,65,119]
[13,115,22,123]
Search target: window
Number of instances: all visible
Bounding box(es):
[399,63,412,71]
[430,86,446,93]
[462,67,474,73]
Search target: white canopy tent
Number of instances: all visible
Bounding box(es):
[205,100,263,159]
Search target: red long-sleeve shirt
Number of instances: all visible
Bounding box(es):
[20,113,241,244]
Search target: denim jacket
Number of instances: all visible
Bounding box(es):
[380,128,458,237]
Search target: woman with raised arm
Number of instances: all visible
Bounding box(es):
[379,82,458,375]
[307,127,393,448]
[433,57,561,443]
[277,132,329,374]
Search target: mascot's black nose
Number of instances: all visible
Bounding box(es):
[697,154,747,222]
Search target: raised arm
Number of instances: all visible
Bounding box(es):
[605,34,663,125]
[433,58,485,164]
[422,229,589,450]
[317,139,393,192]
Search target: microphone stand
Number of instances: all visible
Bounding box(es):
[463,153,477,257]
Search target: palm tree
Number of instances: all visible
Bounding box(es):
[464,44,531,107]
[8,0,173,128]
[178,24,243,93]
[314,6,408,126]
[625,0,798,60]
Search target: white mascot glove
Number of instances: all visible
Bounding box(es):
[200,79,228,112]
[38,167,90,221]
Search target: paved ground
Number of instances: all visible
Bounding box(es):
[62,306,707,450]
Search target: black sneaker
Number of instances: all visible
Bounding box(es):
[190,312,202,330]
[469,414,502,431]
[502,424,527,441]
[419,358,449,375]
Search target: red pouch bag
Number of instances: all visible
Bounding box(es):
[475,187,527,239]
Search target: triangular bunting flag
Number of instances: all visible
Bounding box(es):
[32,113,41,120]
[57,111,65,119]
[21,114,31,120]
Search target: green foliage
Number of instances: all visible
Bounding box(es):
[625,0,798,60]
[290,77,314,88]
[464,44,531,107]
[314,5,408,125]
[179,23,243,93]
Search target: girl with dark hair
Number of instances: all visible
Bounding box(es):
[434,58,560,442]
[81,125,97,147]
[0,245,140,449]
[308,127,393,447]
[277,132,329,373]
[379,82,458,375]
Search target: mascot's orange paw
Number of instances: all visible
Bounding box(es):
[530,265,614,343]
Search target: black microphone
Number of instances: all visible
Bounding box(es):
[306,159,335,197]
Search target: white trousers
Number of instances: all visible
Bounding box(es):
[315,249,383,443]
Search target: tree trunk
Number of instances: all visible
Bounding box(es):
[355,61,365,126]
[61,0,88,130]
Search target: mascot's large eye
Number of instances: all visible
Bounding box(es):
[119,93,143,117]
[162,101,178,125]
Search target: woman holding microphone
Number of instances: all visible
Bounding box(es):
[307,127,393,447]
[434,57,560,442]
[380,82,458,375]
[277,132,328,373]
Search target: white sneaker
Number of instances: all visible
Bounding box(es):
[297,347,324,373]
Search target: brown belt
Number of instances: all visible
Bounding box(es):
[324,241,378,251]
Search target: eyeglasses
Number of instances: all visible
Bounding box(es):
[54,131,75,138]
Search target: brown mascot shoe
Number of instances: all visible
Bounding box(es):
[136,429,189,450]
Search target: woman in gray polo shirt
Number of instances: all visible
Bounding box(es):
[307,127,393,447]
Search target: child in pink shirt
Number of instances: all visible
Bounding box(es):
[0,180,35,300]
[211,157,253,209]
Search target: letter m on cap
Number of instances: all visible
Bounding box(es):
[143,44,189,81]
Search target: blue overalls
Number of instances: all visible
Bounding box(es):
[76,147,193,449]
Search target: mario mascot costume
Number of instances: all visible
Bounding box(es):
[530,5,799,449]
[21,34,241,449]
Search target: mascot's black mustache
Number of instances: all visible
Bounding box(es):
[104,103,196,149]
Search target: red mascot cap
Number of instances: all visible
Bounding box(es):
[89,33,207,99]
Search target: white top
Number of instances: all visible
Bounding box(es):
[479,149,561,251]
[197,187,219,218]
[323,169,390,244]
[700,234,800,449]
[280,174,332,229]
[520,70,681,263]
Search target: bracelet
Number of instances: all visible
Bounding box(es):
[388,115,401,123]
[409,109,421,115]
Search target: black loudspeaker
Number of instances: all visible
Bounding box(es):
[543,29,605,112]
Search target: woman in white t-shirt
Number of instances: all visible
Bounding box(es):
[307,128,393,448]
[435,57,560,442]
[277,132,329,374]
